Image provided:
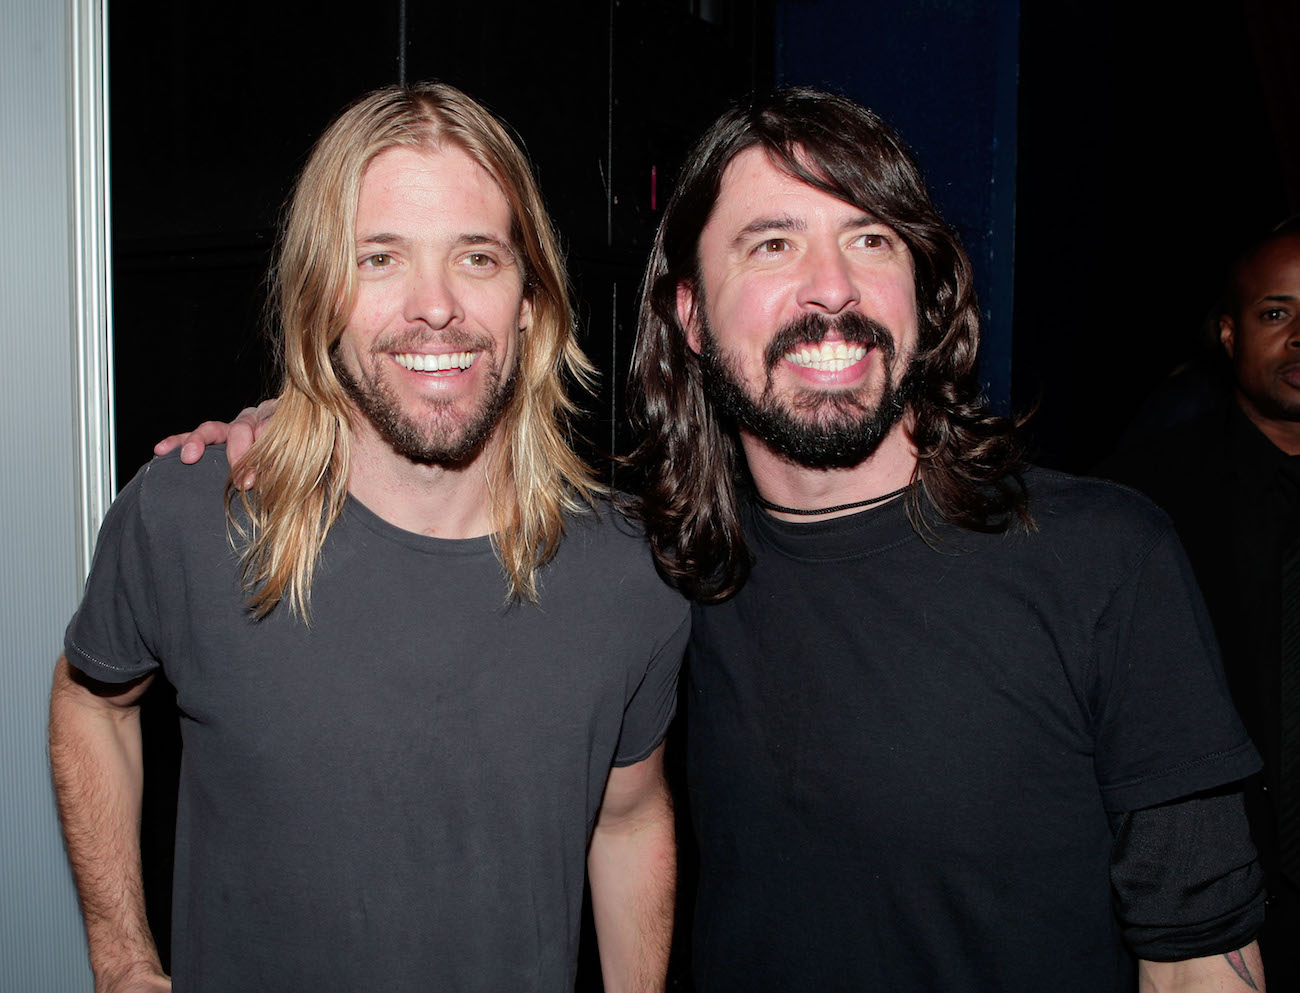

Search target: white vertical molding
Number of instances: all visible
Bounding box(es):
[69,0,115,575]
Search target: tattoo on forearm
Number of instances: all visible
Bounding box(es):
[1224,949,1258,990]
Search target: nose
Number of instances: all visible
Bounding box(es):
[403,264,462,330]
[795,241,859,315]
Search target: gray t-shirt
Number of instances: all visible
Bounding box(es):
[65,449,689,993]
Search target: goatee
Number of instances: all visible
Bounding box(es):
[697,310,918,469]
[332,332,516,468]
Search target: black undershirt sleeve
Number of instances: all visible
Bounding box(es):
[1109,786,1266,961]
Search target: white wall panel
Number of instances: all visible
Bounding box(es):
[0,0,102,986]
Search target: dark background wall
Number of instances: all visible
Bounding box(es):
[109,0,1294,987]
[1013,0,1296,468]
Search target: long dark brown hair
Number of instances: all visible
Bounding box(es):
[624,88,1031,602]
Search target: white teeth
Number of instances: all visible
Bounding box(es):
[393,352,477,372]
[785,341,868,372]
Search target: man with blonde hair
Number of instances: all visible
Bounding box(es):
[51,82,687,992]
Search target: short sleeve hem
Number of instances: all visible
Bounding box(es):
[64,635,158,683]
[1100,740,1261,813]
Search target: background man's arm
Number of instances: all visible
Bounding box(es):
[587,741,675,993]
[1139,944,1265,991]
[49,655,169,992]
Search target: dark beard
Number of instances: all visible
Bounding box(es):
[332,333,516,468]
[698,310,918,469]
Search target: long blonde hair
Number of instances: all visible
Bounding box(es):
[228,82,599,619]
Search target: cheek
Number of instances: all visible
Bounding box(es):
[870,270,918,317]
[712,278,786,343]
[868,272,920,347]
[345,286,396,338]
[1234,326,1271,364]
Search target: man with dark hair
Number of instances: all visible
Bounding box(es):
[1101,221,1300,987]
[624,88,1266,991]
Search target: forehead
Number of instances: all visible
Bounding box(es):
[708,146,865,229]
[356,144,513,236]
[1238,235,1300,297]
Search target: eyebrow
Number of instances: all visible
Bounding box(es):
[356,231,519,261]
[357,232,406,247]
[456,233,515,254]
[729,212,883,249]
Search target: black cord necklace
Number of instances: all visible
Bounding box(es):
[755,483,912,517]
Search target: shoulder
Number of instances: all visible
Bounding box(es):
[112,447,233,534]
[1028,466,1170,528]
[1011,467,1181,573]
[549,496,688,614]
[131,445,230,492]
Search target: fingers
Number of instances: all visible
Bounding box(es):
[152,398,278,483]
[226,404,263,470]
[253,398,279,426]
[153,421,234,464]
[227,399,279,487]
[152,433,189,457]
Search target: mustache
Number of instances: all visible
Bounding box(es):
[370,327,496,355]
[763,312,896,371]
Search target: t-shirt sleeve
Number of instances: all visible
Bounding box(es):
[1091,526,1261,812]
[64,465,164,683]
[611,609,690,766]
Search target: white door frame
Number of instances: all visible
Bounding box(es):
[69,0,115,576]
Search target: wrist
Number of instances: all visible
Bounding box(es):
[93,952,166,992]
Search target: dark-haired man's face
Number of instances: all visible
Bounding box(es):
[680,147,919,469]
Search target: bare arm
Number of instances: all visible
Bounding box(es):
[587,742,675,993]
[49,656,169,992]
[152,398,278,475]
[1139,943,1266,992]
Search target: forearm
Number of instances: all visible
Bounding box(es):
[1139,943,1265,992]
[49,657,164,989]
[587,778,676,993]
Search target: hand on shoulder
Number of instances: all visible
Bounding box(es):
[152,398,279,487]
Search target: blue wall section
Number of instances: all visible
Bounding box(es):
[773,0,1019,409]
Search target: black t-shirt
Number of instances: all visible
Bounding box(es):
[686,469,1259,992]
[66,449,689,993]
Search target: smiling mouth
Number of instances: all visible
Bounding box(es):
[393,351,478,373]
[784,341,869,373]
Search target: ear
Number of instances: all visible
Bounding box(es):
[1218,315,1236,360]
[676,283,703,355]
[517,294,533,334]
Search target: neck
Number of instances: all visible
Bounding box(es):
[739,419,919,522]
[346,419,504,539]
[1236,393,1300,456]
